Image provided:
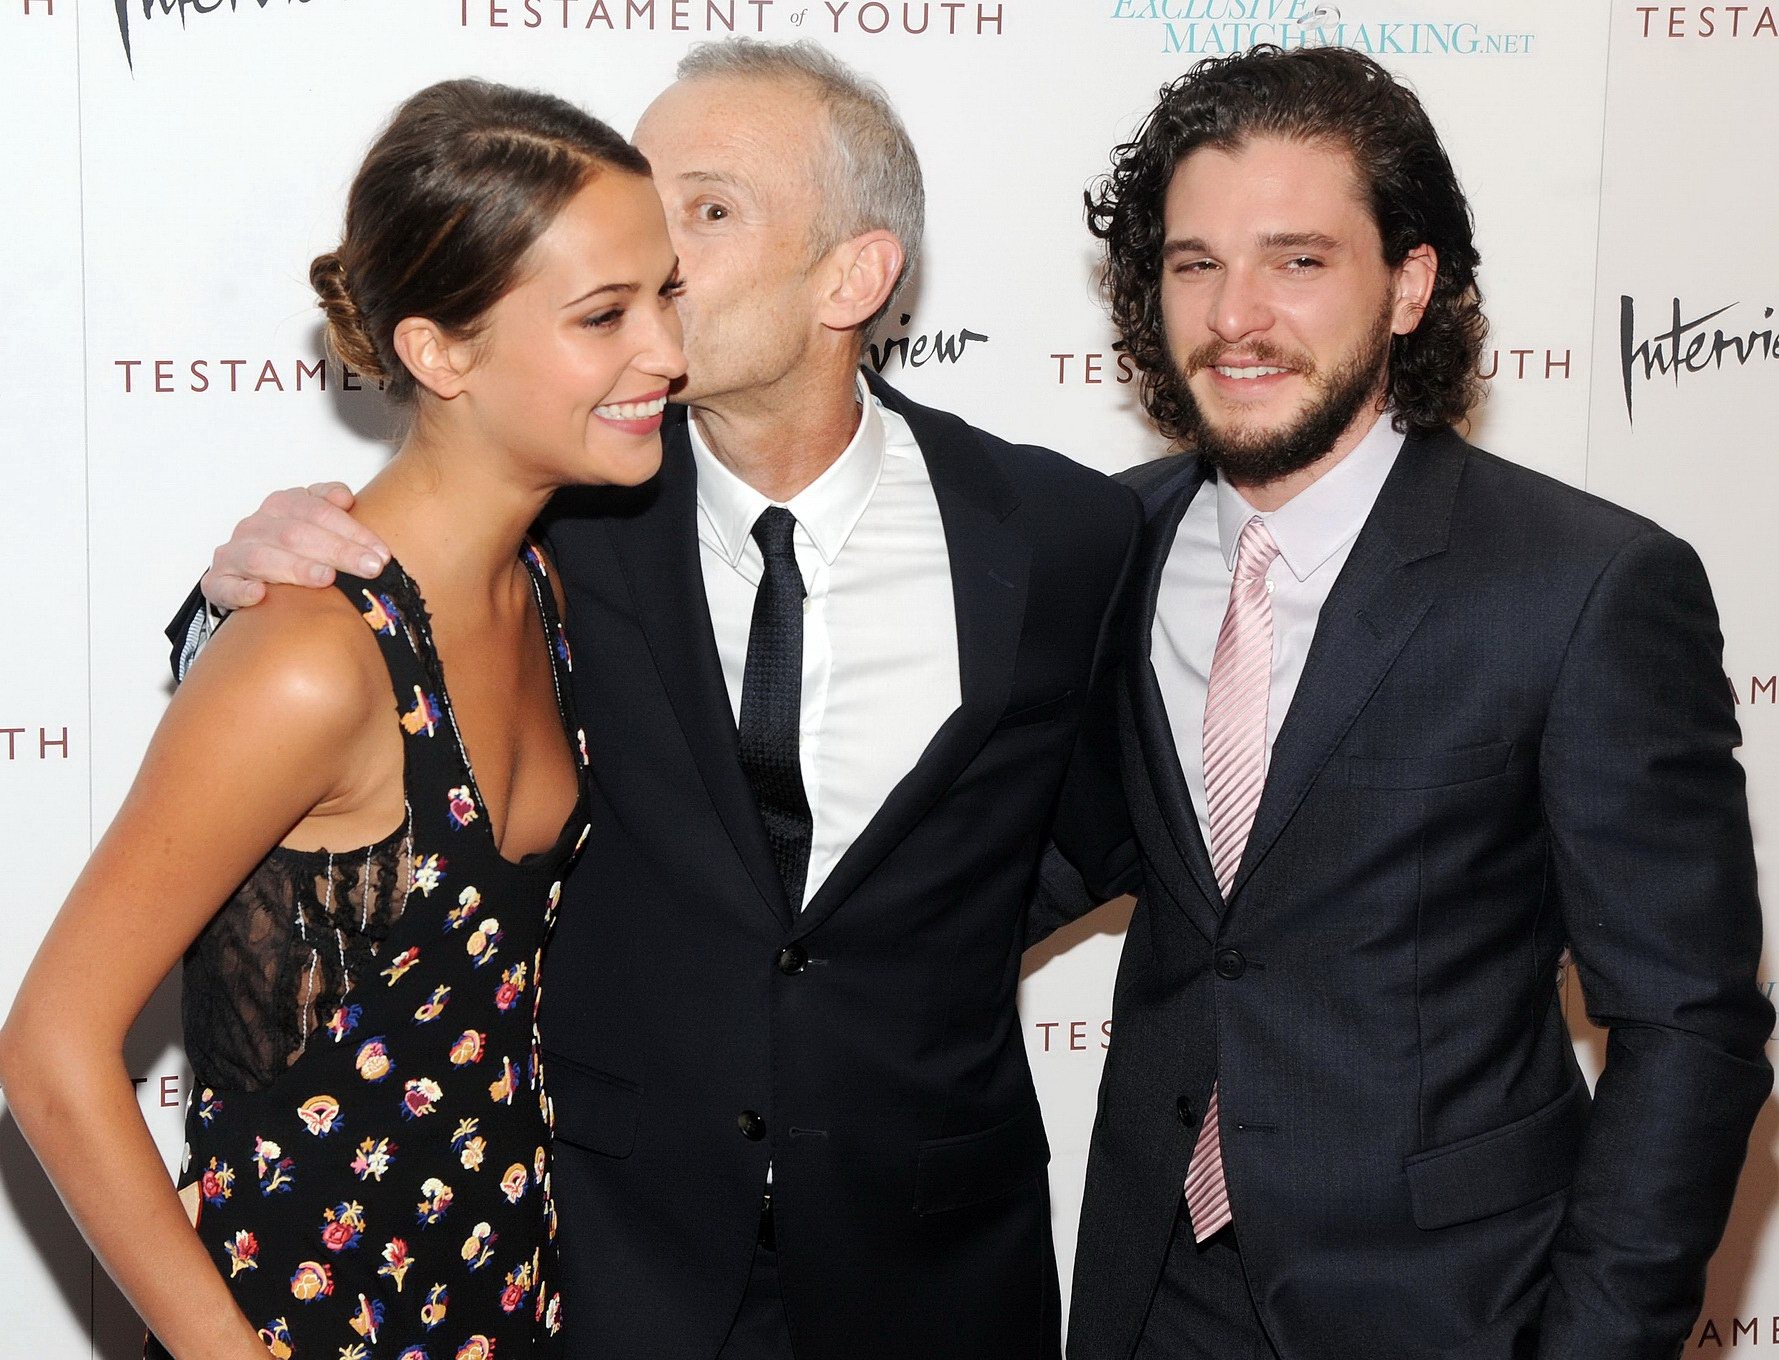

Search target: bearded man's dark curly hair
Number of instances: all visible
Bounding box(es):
[1086,45,1487,445]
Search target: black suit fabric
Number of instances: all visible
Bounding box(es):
[1061,429,1771,1360]
[534,376,1140,1360]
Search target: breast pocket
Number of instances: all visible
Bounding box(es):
[1346,740,1514,791]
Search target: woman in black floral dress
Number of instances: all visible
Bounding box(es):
[159,540,586,1360]
[0,79,683,1359]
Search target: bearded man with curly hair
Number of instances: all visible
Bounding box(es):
[1035,43,1771,1360]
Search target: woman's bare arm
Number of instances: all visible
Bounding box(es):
[0,586,390,1360]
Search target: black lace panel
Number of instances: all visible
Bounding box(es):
[182,821,414,1092]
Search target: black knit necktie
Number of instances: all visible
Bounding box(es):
[738,506,813,909]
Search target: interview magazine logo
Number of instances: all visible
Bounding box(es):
[1619,295,1778,423]
[865,313,990,376]
[111,0,326,68]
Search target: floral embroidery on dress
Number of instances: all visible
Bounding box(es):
[413,854,448,896]
[255,1137,296,1195]
[200,1157,234,1207]
[258,1317,293,1358]
[421,1282,449,1330]
[226,1230,260,1277]
[446,786,478,830]
[402,688,443,738]
[360,591,402,637]
[350,1136,395,1183]
[380,1237,413,1290]
[298,1094,342,1138]
[326,1004,362,1044]
[290,1260,333,1301]
[449,1030,484,1067]
[461,1223,497,1273]
[446,886,481,931]
[466,919,502,968]
[381,947,422,986]
[320,1200,367,1253]
[416,1177,455,1226]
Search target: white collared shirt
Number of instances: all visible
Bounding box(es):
[1152,412,1406,855]
[690,373,960,908]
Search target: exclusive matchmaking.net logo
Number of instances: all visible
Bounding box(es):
[1107,1,1539,57]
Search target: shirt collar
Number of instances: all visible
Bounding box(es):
[1215,410,1406,582]
[691,371,887,568]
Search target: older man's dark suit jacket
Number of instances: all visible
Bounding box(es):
[1041,427,1772,1360]
[529,375,1138,1360]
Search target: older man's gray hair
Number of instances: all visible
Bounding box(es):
[677,38,925,332]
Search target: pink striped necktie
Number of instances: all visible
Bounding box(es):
[1185,514,1281,1242]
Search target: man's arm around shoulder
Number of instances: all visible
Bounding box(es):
[1027,475,1144,949]
[165,482,389,682]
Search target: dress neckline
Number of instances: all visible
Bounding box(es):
[377,541,587,872]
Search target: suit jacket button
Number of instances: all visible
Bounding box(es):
[1214,948,1247,980]
[1176,1096,1194,1126]
[776,944,808,975]
[738,1110,767,1141]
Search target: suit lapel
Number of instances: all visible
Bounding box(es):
[1128,460,1225,933]
[795,379,1028,937]
[601,412,797,932]
[1226,427,1467,904]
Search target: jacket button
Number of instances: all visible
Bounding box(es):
[1176,1095,1194,1126]
[776,944,808,975]
[1214,948,1247,980]
[738,1110,766,1141]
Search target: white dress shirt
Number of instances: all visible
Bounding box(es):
[1152,412,1405,854]
[690,373,961,908]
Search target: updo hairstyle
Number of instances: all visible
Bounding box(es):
[310,78,650,403]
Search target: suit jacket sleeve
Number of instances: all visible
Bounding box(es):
[1537,528,1773,1359]
[165,578,217,684]
[1025,492,1145,950]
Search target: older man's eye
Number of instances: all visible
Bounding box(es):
[695,202,729,223]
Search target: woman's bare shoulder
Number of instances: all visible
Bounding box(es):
[174,583,390,746]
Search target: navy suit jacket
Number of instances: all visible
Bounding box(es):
[1043,428,1772,1360]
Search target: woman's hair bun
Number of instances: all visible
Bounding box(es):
[314,80,650,404]
[309,249,385,380]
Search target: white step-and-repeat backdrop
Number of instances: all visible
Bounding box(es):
[3,0,1775,1351]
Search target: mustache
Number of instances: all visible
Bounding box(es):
[1182,341,1311,376]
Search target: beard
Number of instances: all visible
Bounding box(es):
[1166,300,1394,485]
